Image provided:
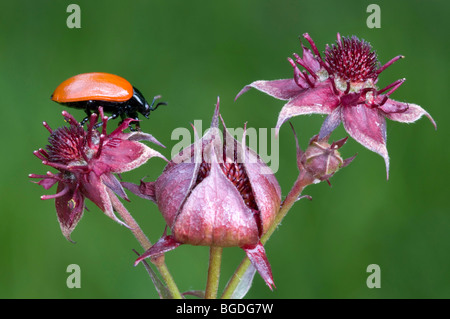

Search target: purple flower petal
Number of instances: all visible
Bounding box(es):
[172,143,259,247]
[235,79,304,101]
[276,82,339,135]
[342,104,390,178]
[100,139,166,174]
[318,107,342,139]
[240,126,281,234]
[121,180,157,202]
[241,242,275,290]
[101,173,129,201]
[378,98,409,114]
[33,175,59,190]
[126,131,167,149]
[299,43,321,73]
[155,162,197,228]
[55,182,84,242]
[384,100,437,129]
[134,234,182,266]
[82,171,128,227]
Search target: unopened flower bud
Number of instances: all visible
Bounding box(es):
[127,98,281,289]
[293,129,355,184]
[303,135,347,182]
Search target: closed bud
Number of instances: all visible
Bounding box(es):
[296,133,355,184]
[127,98,281,289]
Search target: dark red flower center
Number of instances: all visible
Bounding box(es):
[46,126,86,165]
[195,161,258,211]
[325,36,378,83]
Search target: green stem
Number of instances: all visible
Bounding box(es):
[262,171,315,245]
[221,171,314,299]
[205,246,223,299]
[155,262,183,299]
[108,189,183,299]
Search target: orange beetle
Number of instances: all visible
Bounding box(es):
[51,72,165,130]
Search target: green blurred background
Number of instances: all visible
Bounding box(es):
[1,0,448,299]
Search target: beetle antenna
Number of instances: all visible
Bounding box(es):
[148,95,167,111]
[151,101,167,111]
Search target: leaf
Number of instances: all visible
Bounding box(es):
[230,264,257,299]
[182,290,205,299]
[132,249,173,299]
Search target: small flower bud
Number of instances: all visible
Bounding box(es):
[295,131,355,184]
[304,135,345,181]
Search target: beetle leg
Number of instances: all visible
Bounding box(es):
[80,116,89,126]
[131,117,141,131]
[93,112,121,129]
[80,109,92,126]
[108,112,121,121]
[126,112,140,131]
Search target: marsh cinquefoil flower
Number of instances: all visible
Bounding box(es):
[29,109,166,241]
[236,33,436,177]
[125,99,281,289]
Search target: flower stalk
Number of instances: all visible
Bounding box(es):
[107,188,151,250]
[205,246,224,299]
[221,170,314,298]
[107,182,183,299]
[222,129,353,298]
[30,108,183,299]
